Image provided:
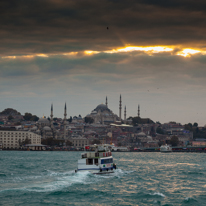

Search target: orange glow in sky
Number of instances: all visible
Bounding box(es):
[108,46,174,53]
[84,50,100,55]
[177,48,202,57]
[1,46,206,60]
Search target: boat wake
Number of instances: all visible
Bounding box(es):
[0,169,132,193]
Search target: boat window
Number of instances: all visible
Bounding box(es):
[94,159,98,165]
[86,158,93,165]
[101,158,113,164]
[82,153,87,158]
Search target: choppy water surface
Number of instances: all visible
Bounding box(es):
[0,151,206,206]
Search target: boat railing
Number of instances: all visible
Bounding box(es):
[81,151,112,159]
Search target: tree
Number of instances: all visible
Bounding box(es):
[170,136,179,146]
[193,122,198,127]
[132,117,154,125]
[169,121,176,124]
[30,115,39,121]
[23,137,31,145]
[23,112,39,121]
[85,117,94,124]
[184,123,193,131]
[24,113,33,121]
[156,127,164,134]
[0,108,21,115]
[41,138,65,146]
[19,137,31,146]
[8,115,14,120]
[67,116,72,122]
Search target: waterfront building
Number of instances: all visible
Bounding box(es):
[70,136,89,148]
[0,129,41,149]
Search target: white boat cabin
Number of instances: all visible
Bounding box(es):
[77,144,116,174]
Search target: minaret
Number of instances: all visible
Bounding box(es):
[124,105,126,122]
[119,94,122,120]
[50,104,54,129]
[64,103,67,139]
[106,96,108,108]
[138,104,140,117]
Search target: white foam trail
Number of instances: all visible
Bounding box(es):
[0,169,134,193]
[184,197,196,202]
[150,192,165,197]
[46,170,74,177]
[25,171,92,192]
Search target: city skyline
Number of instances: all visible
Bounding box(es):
[1,0,206,125]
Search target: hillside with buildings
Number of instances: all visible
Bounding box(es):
[0,97,206,151]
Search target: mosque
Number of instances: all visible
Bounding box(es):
[86,95,140,125]
[31,103,68,139]
[31,95,141,139]
[87,95,121,124]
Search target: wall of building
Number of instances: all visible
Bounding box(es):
[0,130,41,149]
[70,137,89,147]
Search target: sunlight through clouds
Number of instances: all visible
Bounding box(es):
[84,51,100,55]
[177,49,203,57]
[105,46,174,54]
[1,46,206,60]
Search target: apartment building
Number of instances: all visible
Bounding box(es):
[0,130,41,149]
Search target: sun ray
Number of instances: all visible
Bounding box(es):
[177,48,202,57]
[1,46,206,60]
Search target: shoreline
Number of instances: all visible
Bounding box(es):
[1,149,206,153]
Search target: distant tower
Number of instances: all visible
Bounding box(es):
[124,106,126,122]
[50,104,54,129]
[138,104,140,117]
[106,96,108,108]
[64,103,67,139]
[119,94,122,120]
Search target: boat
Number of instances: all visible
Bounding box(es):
[110,145,129,152]
[160,144,172,152]
[76,144,117,174]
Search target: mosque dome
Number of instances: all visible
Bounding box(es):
[147,136,152,140]
[137,132,146,136]
[94,104,110,112]
[43,126,51,131]
[31,126,37,131]
[38,117,50,124]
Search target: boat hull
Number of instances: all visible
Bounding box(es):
[77,169,114,175]
[160,145,172,153]
[160,151,172,153]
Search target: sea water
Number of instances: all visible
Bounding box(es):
[0,151,206,206]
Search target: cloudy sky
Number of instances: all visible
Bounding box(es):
[1,0,206,125]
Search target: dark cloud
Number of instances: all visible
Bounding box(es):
[0,0,206,55]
